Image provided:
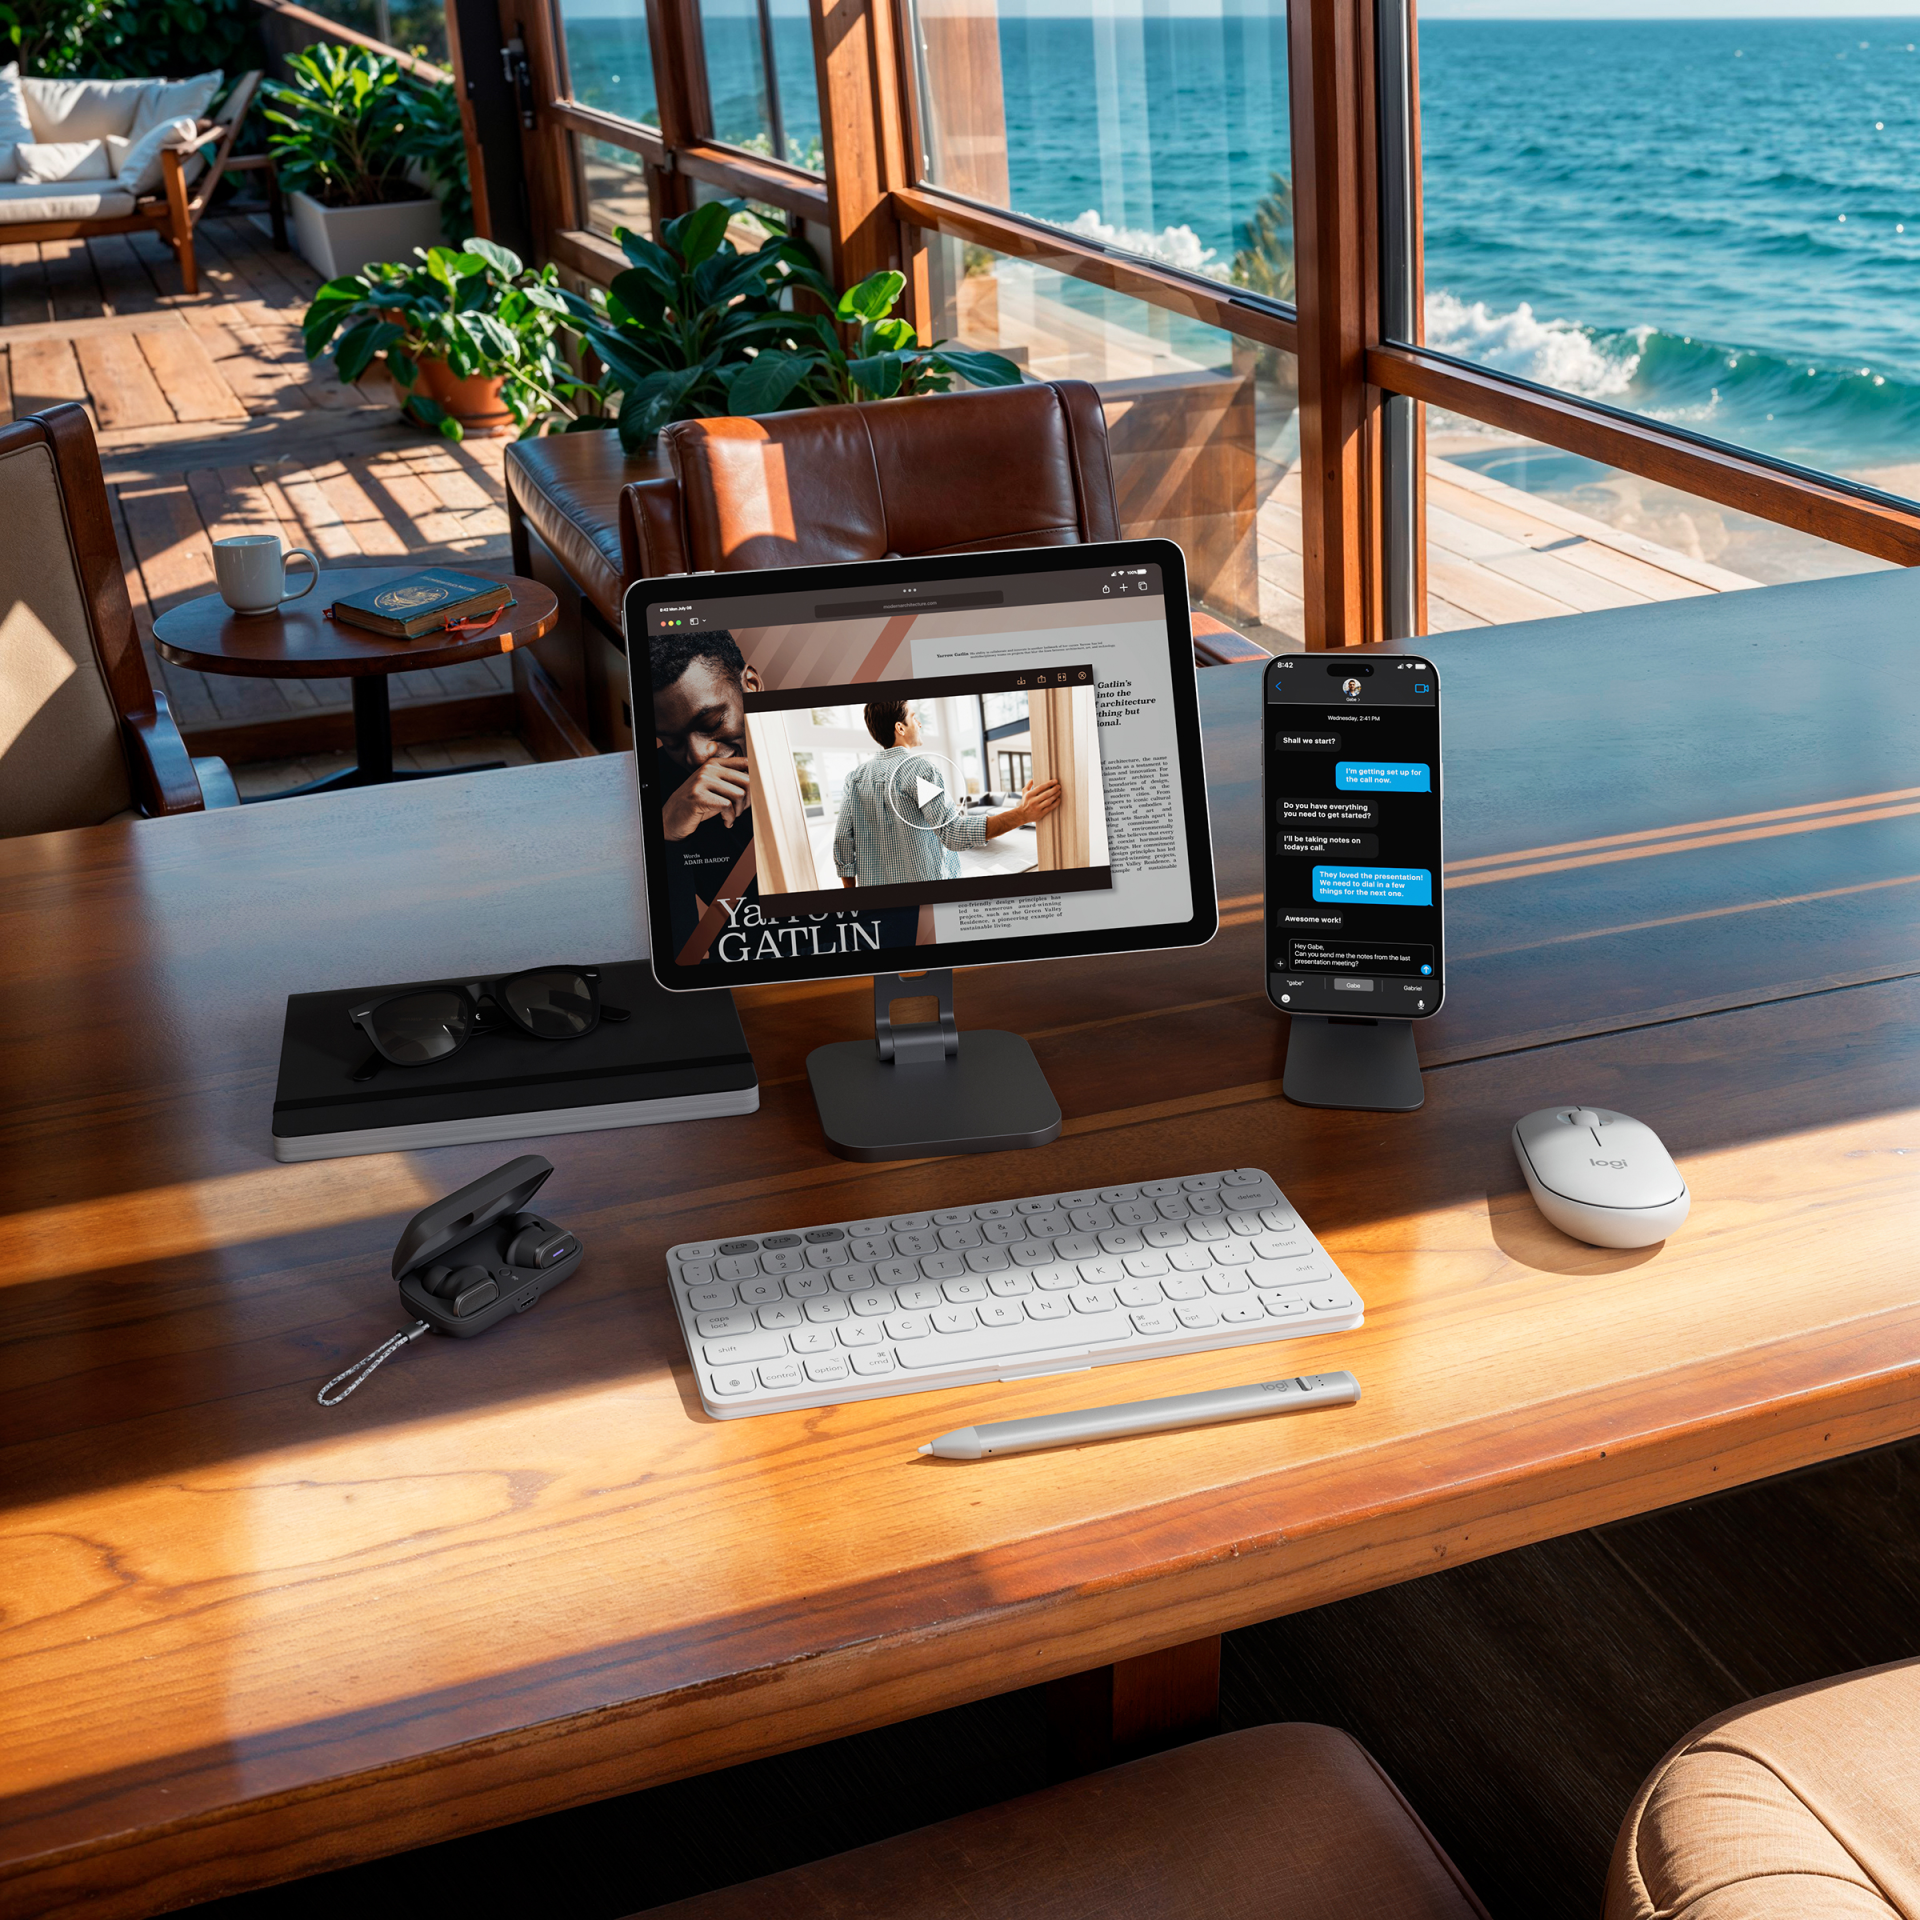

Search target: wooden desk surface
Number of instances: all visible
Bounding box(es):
[5,570,1919,1917]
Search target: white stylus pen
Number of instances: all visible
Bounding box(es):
[918,1370,1360,1460]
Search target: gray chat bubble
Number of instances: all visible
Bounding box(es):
[1278,796,1380,828]
[1280,830,1380,860]
[1274,733,1342,751]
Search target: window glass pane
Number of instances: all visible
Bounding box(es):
[576,136,653,241]
[559,0,658,127]
[928,236,1302,649]
[1420,409,1887,636]
[699,0,824,169]
[910,0,1291,292]
[1415,16,1920,504]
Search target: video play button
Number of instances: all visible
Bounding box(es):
[915,775,945,809]
[885,751,965,831]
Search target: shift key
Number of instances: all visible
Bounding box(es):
[703,1331,788,1366]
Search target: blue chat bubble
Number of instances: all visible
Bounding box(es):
[1313,866,1433,906]
[1335,761,1430,792]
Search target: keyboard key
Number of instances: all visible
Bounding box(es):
[803,1295,850,1323]
[708,1367,755,1396]
[1072,1286,1117,1312]
[964,1246,1012,1273]
[1058,1191,1098,1208]
[1099,1227,1145,1255]
[1116,1279,1164,1308]
[942,1276,988,1303]
[674,1243,719,1262]
[976,1202,1013,1219]
[1131,1307,1176,1335]
[890,1215,931,1230]
[840,1320,885,1347]
[1052,1233,1098,1262]
[983,1220,1027,1245]
[1034,1266,1081,1290]
[1187,1217,1229,1243]
[832,1267,876,1291]
[1155,1197,1192,1219]
[696,1308,755,1337]
[1220,1299,1265,1323]
[1175,1303,1219,1330]
[792,1327,837,1354]
[757,1303,803,1331]
[934,1209,973,1226]
[939,1223,984,1250]
[716,1255,759,1283]
[1183,1175,1222,1191]
[1015,1197,1055,1213]
[705,1332,787,1365]
[1226,1213,1266,1237]
[893,1307,1132,1370]
[1169,1247,1212,1272]
[849,1289,893,1316]
[1077,1257,1125,1284]
[1222,1169,1265,1186]
[850,1236,891,1262]
[1250,1258,1333,1291]
[1122,1251,1170,1278]
[1260,1207,1302,1233]
[804,1227,845,1243]
[805,1355,851,1384]
[1139,1180,1181,1197]
[761,1248,806,1275]
[805,1242,848,1268]
[874,1261,918,1287]
[718,1239,759,1255]
[931,1305,977,1333]
[988,1271,1034,1296]
[850,1349,897,1376]
[739,1277,785,1306]
[1188,1194,1224,1215]
[1069,1206,1115,1231]
[1252,1233,1310,1261]
[687,1285,735,1312]
[1310,1289,1360,1313]
[1144,1224,1189,1249]
[1162,1274,1205,1301]
[978,1300,1024,1328]
[896,1280,942,1309]
[1262,1292,1309,1318]
[763,1234,802,1249]
[885,1312,932,1340]
[1114,1200,1158,1226]
[1025,1211,1069,1237]
[784,1272,828,1297]
[849,1220,892,1237]
[758,1361,802,1389]
[1010,1243,1058,1267]
[1025,1294,1071,1321]
[1205,1269,1251,1294]
[677,1261,715,1286]
[895,1230,940,1257]
[921,1252,966,1280]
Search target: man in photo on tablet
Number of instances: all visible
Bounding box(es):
[834,699,1062,889]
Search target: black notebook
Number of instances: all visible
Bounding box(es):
[272,961,757,1162]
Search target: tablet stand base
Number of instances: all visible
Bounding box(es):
[1282,1014,1425,1113]
[807,970,1062,1161]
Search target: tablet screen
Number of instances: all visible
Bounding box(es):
[633,541,1217,988]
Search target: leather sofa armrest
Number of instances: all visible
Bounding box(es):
[619,475,690,589]
[126,690,208,816]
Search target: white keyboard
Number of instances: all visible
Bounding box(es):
[666,1167,1361,1419]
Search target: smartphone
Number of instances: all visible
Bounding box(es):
[1263,654,1443,1019]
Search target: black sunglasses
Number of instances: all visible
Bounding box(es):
[348,968,629,1081]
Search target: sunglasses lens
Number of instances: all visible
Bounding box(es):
[369,991,471,1064]
[501,970,597,1038]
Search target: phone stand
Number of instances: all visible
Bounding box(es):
[807,969,1062,1160]
[1283,1014,1425,1113]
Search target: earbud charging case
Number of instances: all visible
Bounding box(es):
[392,1153,582,1337]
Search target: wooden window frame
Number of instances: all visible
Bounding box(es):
[498,0,1920,635]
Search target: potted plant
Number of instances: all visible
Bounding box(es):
[263,44,448,281]
[302,239,593,441]
[564,201,1022,451]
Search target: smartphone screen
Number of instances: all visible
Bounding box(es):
[1264,656,1443,1019]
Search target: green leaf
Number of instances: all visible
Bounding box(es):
[847,352,906,399]
[385,345,418,387]
[726,350,813,416]
[608,267,670,330]
[583,324,674,391]
[673,198,734,269]
[863,317,918,354]
[333,318,404,384]
[929,347,1025,389]
[462,236,522,278]
[836,271,906,323]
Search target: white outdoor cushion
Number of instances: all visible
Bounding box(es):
[0,63,32,183]
[16,138,112,183]
[0,181,137,219]
[106,115,196,194]
[21,74,149,142]
[128,70,222,137]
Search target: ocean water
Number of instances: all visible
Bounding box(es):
[559,10,1919,486]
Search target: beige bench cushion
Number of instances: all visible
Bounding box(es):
[21,74,148,142]
[1608,1657,1920,1920]
[0,179,136,219]
[645,1724,1490,1920]
[0,440,134,834]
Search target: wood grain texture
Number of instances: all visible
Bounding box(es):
[5,579,1920,1914]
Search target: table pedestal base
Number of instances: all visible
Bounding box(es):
[246,679,503,802]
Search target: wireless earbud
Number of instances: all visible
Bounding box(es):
[504,1215,577,1270]
[424,1263,497,1316]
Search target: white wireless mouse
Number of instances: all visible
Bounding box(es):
[1511,1106,1690,1249]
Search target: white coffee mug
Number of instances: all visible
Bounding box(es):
[213,535,319,616]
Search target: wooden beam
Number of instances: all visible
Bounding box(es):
[814,0,907,288]
[1288,0,1382,649]
[246,0,451,80]
[1046,1637,1223,1778]
[1371,344,1920,569]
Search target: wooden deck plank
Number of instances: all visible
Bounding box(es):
[1425,551,1582,626]
[261,466,367,559]
[111,487,222,727]
[85,234,164,316]
[122,225,189,302]
[0,240,50,326]
[75,332,174,431]
[8,337,90,421]
[314,462,428,555]
[41,238,103,322]
[137,329,248,423]
[196,218,316,311]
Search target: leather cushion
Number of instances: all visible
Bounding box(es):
[505,431,662,628]
[660,380,1122,575]
[641,1724,1490,1920]
[1607,1657,1920,1920]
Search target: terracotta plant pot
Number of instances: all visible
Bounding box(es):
[407,357,516,437]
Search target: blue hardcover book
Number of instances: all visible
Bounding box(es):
[328,568,514,638]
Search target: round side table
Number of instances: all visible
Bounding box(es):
[154,568,560,799]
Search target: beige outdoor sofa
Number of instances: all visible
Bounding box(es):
[0,66,261,295]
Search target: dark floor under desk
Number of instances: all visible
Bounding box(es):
[185,1437,1920,1920]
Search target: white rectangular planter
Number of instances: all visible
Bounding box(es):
[287,191,443,281]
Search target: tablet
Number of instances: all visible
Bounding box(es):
[627,539,1218,991]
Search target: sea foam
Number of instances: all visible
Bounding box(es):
[1423,291,1638,401]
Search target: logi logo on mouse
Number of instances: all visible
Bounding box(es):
[1590,1157,1628,1169]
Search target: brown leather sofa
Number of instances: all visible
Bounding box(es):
[504,381,1264,755]
[640,1724,1491,1920]
[1608,1656,1920,1920]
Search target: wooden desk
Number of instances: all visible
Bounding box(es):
[5,570,1919,1917]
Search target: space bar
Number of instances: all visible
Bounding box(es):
[893,1309,1133,1370]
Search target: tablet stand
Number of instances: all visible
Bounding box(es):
[1282,1014,1425,1113]
[806,970,1062,1160]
